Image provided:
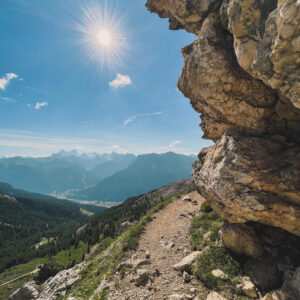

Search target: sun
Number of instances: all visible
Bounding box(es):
[72,1,130,71]
[97,29,112,47]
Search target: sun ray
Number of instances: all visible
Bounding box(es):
[71,0,131,72]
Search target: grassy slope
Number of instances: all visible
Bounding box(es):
[0,242,87,300]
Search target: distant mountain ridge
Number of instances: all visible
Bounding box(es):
[0,151,195,202]
[66,152,196,202]
[0,151,136,194]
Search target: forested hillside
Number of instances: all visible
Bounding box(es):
[0,193,88,273]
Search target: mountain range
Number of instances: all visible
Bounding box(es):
[0,151,196,203]
[66,152,195,202]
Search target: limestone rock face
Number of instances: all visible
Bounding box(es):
[222,0,300,109]
[146,0,300,239]
[193,131,300,235]
[219,222,264,257]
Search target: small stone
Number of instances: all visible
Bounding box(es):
[241,276,257,298]
[183,271,191,283]
[211,269,228,280]
[161,241,175,249]
[116,262,133,272]
[206,291,227,300]
[132,259,151,268]
[183,196,192,202]
[190,288,197,294]
[135,269,151,287]
[203,231,211,239]
[173,251,201,272]
[145,251,150,259]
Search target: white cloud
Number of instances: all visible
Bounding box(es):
[0,96,17,103]
[109,74,132,88]
[123,112,162,127]
[111,144,120,149]
[35,101,48,110]
[168,140,182,148]
[0,73,18,90]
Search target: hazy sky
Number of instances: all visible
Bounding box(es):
[0,0,212,157]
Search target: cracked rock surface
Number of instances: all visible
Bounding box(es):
[146,0,300,238]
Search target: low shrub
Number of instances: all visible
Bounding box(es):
[194,245,242,293]
[190,210,222,250]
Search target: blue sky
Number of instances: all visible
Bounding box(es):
[0,0,212,157]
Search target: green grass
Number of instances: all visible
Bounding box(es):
[190,202,223,250]
[189,201,249,298]
[64,188,193,299]
[34,237,54,248]
[0,241,88,300]
[194,245,243,294]
[80,208,94,217]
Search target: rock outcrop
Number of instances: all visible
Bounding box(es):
[9,281,38,300]
[146,0,300,295]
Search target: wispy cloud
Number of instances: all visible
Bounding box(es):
[109,74,132,88]
[0,96,17,103]
[0,130,111,156]
[0,73,18,90]
[123,112,162,127]
[168,140,182,148]
[111,144,120,149]
[35,101,48,110]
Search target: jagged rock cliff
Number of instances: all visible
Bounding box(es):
[146,0,300,295]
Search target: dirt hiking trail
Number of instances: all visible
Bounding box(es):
[109,191,210,300]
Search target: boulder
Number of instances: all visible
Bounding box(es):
[173,251,201,272]
[146,0,300,239]
[219,222,264,258]
[280,266,300,299]
[244,256,282,291]
[9,281,38,300]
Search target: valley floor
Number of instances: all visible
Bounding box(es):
[108,191,209,299]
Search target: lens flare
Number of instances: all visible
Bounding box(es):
[72,0,130,71]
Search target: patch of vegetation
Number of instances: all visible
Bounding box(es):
[200,200,213,213]
[190,201,249,298]
[0,242,87,300]
[94,289,108,300]
[190,202,223,250]
[194,245,243,294]
[119,266,127,279]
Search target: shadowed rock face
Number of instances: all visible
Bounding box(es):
[146,0,300,239]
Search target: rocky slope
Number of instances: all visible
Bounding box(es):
[146,0,300,296]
